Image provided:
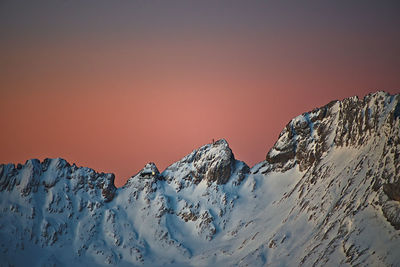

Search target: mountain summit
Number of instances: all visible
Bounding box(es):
[1,91,400,266]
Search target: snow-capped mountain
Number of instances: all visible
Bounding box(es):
[1,91,400,266]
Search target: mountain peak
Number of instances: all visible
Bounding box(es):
[2,91,400,266]
[123,162,161,189]
[0,157,117,202]
[212,138,229,146]
[266,91,400,172]
[161,138,242,186]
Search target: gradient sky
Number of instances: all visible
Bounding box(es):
[1,1,400,187]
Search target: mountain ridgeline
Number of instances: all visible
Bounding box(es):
[1,91,400,266]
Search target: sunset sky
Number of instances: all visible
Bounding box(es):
[1,1,400,187]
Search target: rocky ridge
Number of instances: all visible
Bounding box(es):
[1,91,400,266]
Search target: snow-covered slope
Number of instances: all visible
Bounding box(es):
[1,91,400,266]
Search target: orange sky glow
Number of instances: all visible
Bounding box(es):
[1,1,400,186]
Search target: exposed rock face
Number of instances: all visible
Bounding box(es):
[101,173,116,202]
[193,139,235,184]
[383,181,400,202]
[1,91,400,267]
[381,200,400,230]
[162,139,243,186]
[266,92,400,232]
[0,158,116,202]
[266,92,400,173]
[333,93,399,147]
[266,100,337,172]
[381,181,400,229]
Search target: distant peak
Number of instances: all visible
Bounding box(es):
[0,157,117,202]
[160,138,239,186]
[266,90,400,172]
[123,162,161,187]
[364,90,390,99]
[212,138,229,146]
[142,162,160,176]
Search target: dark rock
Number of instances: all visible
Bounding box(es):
[266,148,296,165]
[392,95,400,121]
[193,139,235,184]
[235,163,250,186]
[382,201,400,230]
[383,182,400,202]
[101,173,117,202]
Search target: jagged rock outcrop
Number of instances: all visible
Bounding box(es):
[1,91,400,267]
[124,162,160,186]
[162,138,247,187]
[266,92,400,173]
[0,158,116,203]
[383,181,400,201]
[194,139,236,184]
[266,91,400,234]
[266,100,337,172]
[381,181,400,229]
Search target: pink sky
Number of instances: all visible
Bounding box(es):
[1,1,400,186]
